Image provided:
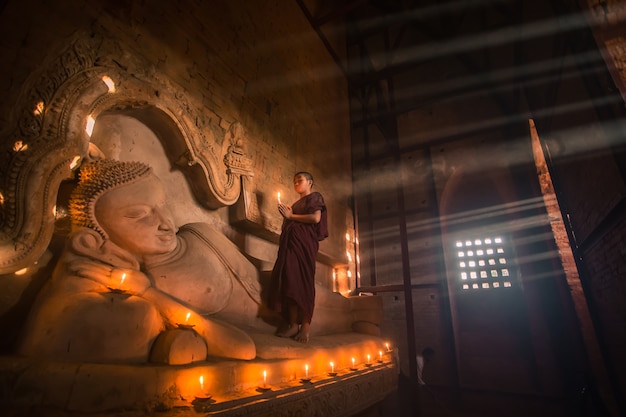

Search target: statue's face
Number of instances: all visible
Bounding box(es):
[95,174,178,258]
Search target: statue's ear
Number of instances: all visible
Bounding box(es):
[69,228,140,270]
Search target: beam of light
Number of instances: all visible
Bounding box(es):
[384,51,608,113]
[69,155,81,170]
[33,100,44,116]
[356,196,550,238]
[353,7,613,78]
[347,0,512,36]
[85,115,96,137]
[355,93,626,171]
[13,140,28,152]
[101,75,116,93]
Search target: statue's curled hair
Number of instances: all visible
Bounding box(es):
[69,159,152,239]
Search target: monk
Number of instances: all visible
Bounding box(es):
[269,171,327,343]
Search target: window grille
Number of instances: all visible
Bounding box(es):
[455,237,513,290]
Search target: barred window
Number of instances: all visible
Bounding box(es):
[455,237,514,290]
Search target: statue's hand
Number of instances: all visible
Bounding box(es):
[108,268,151,296]
[68,260,113,286]
[69,260,151,295]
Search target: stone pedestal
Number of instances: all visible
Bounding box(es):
[0,333,397,417]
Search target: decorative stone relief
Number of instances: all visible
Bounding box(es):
[0,32,255,274]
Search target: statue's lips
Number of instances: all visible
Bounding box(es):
[156,233,176,241]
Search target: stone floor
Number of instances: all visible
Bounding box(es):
[369,373,610,417]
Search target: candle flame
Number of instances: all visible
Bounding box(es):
[305,363,309,377]
[277,192,281,204]
[120,272,126,285]
[330,361,334,372]
[199,375,204,389]
[185,312,191,323]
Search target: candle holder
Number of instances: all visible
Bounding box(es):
[106,287,127,294]
[364,362,372,367]
[176,323,195,329]
[256,384,272,392]
[327,371,338,377]
[300,377,312,384]
[192,396,215,412]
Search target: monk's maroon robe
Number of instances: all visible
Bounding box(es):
[269,192,328,323]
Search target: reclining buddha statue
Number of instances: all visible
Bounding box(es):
[17,159,378,364]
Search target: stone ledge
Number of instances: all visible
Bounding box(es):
[0,333,397,416]
[202,363,397,417]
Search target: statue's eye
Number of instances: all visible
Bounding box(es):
[123,207,149,219]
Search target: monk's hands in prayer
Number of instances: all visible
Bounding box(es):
[69,260,151,295]
[278,202,293,219]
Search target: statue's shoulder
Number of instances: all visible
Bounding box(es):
[178,223,244,262]
[179,222,227,245]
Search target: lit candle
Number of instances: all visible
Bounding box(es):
[330,361,334,373]
[385,342,390,351]
[120,272,126,286]
[379,350,383,361]
[199,375,204,391]
[305,364,309,378]
[263,369,267,386]
[351,357,355,368]
[185,311,191,323]
[277,192,281,204]
[367,354,371,364]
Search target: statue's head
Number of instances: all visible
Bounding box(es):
[69,159,177,258]
[70,159,152,238]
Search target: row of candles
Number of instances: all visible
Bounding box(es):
[261,342,393,391]
[260,348,392,390]
[193,341,394,398]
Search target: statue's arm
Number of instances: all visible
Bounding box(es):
[141,287,256,360]
[68,261,256,360]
